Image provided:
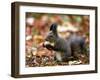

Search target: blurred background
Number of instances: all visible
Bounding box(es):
[25,13,89,67]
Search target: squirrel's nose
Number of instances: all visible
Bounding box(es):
[45,37,49,41]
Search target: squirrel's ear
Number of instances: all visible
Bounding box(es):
[50,23,57,35]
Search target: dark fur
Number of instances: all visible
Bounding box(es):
[44,23,86,62]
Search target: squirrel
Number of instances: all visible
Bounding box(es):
[43,23,86,62]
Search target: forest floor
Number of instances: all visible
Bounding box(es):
[26,52,89,67]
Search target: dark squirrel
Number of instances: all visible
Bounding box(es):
[43,23,86,62]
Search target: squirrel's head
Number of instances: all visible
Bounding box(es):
[43,23,58,50]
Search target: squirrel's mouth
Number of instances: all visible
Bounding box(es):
[43,41,55,50]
